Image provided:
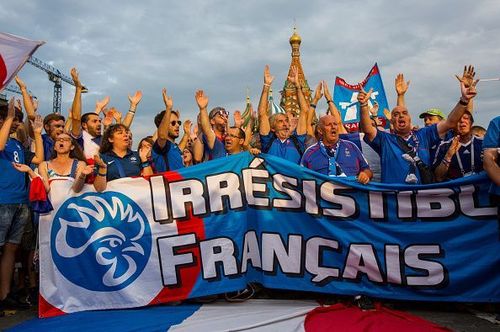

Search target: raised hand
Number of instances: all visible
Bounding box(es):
[11,162,32,173]
[383,108,391,121]
[288,65,300,86]
[446,136,461,159]
[192,125,199,139]
[7,97,15,119]
[455,65,475,88]
[233,110,243,128]
[264,65,274,86]
[94,154,107,168]
[183,119,192,134]
[162,88,173,109]
[395,73,410,95]
[102,109,114,126]
[195,90,209,109]
[70,67,82,88]
[15,76,26,90]
[357,87,373,105]
[31,97,39,112]
[15,99,22,111]
[112,109,122,123]
[128,90,143,106]
[313,81,323,102]
[139,144,152,162]
[369,101,379,117]
[31,114,43,134]
[95,96,110,114]
[322,80,333,101]
[81,164,95,176]
[460,78,478,102]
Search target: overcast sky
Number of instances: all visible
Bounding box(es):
[1,0,499,141]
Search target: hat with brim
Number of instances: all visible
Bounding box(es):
[419,108,445,119]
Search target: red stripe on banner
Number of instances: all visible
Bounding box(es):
[0,54,7,90]
[39,294,66,318]
[304,303,451,332]
[148,171,206,305]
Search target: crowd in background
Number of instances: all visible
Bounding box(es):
[0,63,499,311]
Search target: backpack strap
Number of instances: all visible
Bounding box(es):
[289,134,304,156]
[69,159,79,178]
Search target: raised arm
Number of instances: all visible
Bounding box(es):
[455,65,475,114]
[358,87,376,141]
[437,68,478,136]
[178,119,191,151]
[287,66,308,135]
[0,98,15,151]
[323,80,347,134]
[123,91,142,128]
[156,88,173,149]
[195,90,215,149]
[258,65,273,135]
[70,68,84,137]
[15,76,36,121]
[93,154,108,192]
[395,73,410,107]
[30,114,44,164]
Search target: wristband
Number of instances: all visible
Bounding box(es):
[442,158,451,166]
[310,103,316,108]
[263,83,271,87]
[326,100,333,104]
[98,172,107,177]
[140,161,151,169]
[360,102,368,107]
[128,110,136,114]
[459,98,469,106]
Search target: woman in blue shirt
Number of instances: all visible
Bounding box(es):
[94,124,152,192]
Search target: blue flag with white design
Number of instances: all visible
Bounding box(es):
[334,63,390,132]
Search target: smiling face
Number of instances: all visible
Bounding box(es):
[318,115,339,146]
[271,114,291,140]
[391,106,412,135]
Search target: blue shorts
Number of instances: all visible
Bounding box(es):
[0,204,31,246]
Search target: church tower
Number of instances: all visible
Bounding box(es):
[280,28,312,115]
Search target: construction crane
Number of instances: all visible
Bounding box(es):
[26,56,87,114]
[3,84,37,99]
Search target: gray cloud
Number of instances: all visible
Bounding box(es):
[1,0,499,142]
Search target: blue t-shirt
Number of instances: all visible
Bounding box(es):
[483,116,500,195]
[365,125,440,184]
[42,134,54,161]
[430,130,454,163]
[202,133,226,161]
[260,132,306,164]
[99,150,142,181]
[0,138,34,204]
[301,139,370,177]
[433,136,483,180]
[152,140,184,172]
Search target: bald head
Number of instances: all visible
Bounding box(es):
[318,115,339,145]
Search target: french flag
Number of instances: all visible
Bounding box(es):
[0,32,44,92]
[10,300,449,331]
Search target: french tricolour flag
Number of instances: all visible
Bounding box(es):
[0,32,44,91]
[10,300,449,331]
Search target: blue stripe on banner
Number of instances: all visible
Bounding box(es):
[8,304,201,332]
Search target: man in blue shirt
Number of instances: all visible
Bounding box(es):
[41,113,65,160]
[193,90,227,161]
[152,88,189,172]
[433,111,483,181]
[258,65,307,164]
[359,69,478,184]
[0,98,43,309]
[483,116,500,198]
[419,108,453,162]
[301,115,372,184]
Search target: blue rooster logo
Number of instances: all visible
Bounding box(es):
[51,192,152,291]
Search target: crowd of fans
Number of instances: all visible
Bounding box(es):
[0,64,498,311]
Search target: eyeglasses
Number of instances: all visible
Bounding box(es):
[216,110,229,118]
[55,137,71,143]
[226,134,242,139]
[171,120,182,126]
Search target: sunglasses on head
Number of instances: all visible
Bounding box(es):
[171,120,182,126]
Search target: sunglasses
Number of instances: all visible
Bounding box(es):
[216,110,229,118]
[171,120,182,126]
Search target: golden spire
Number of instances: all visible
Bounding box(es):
[280,27,311,116]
